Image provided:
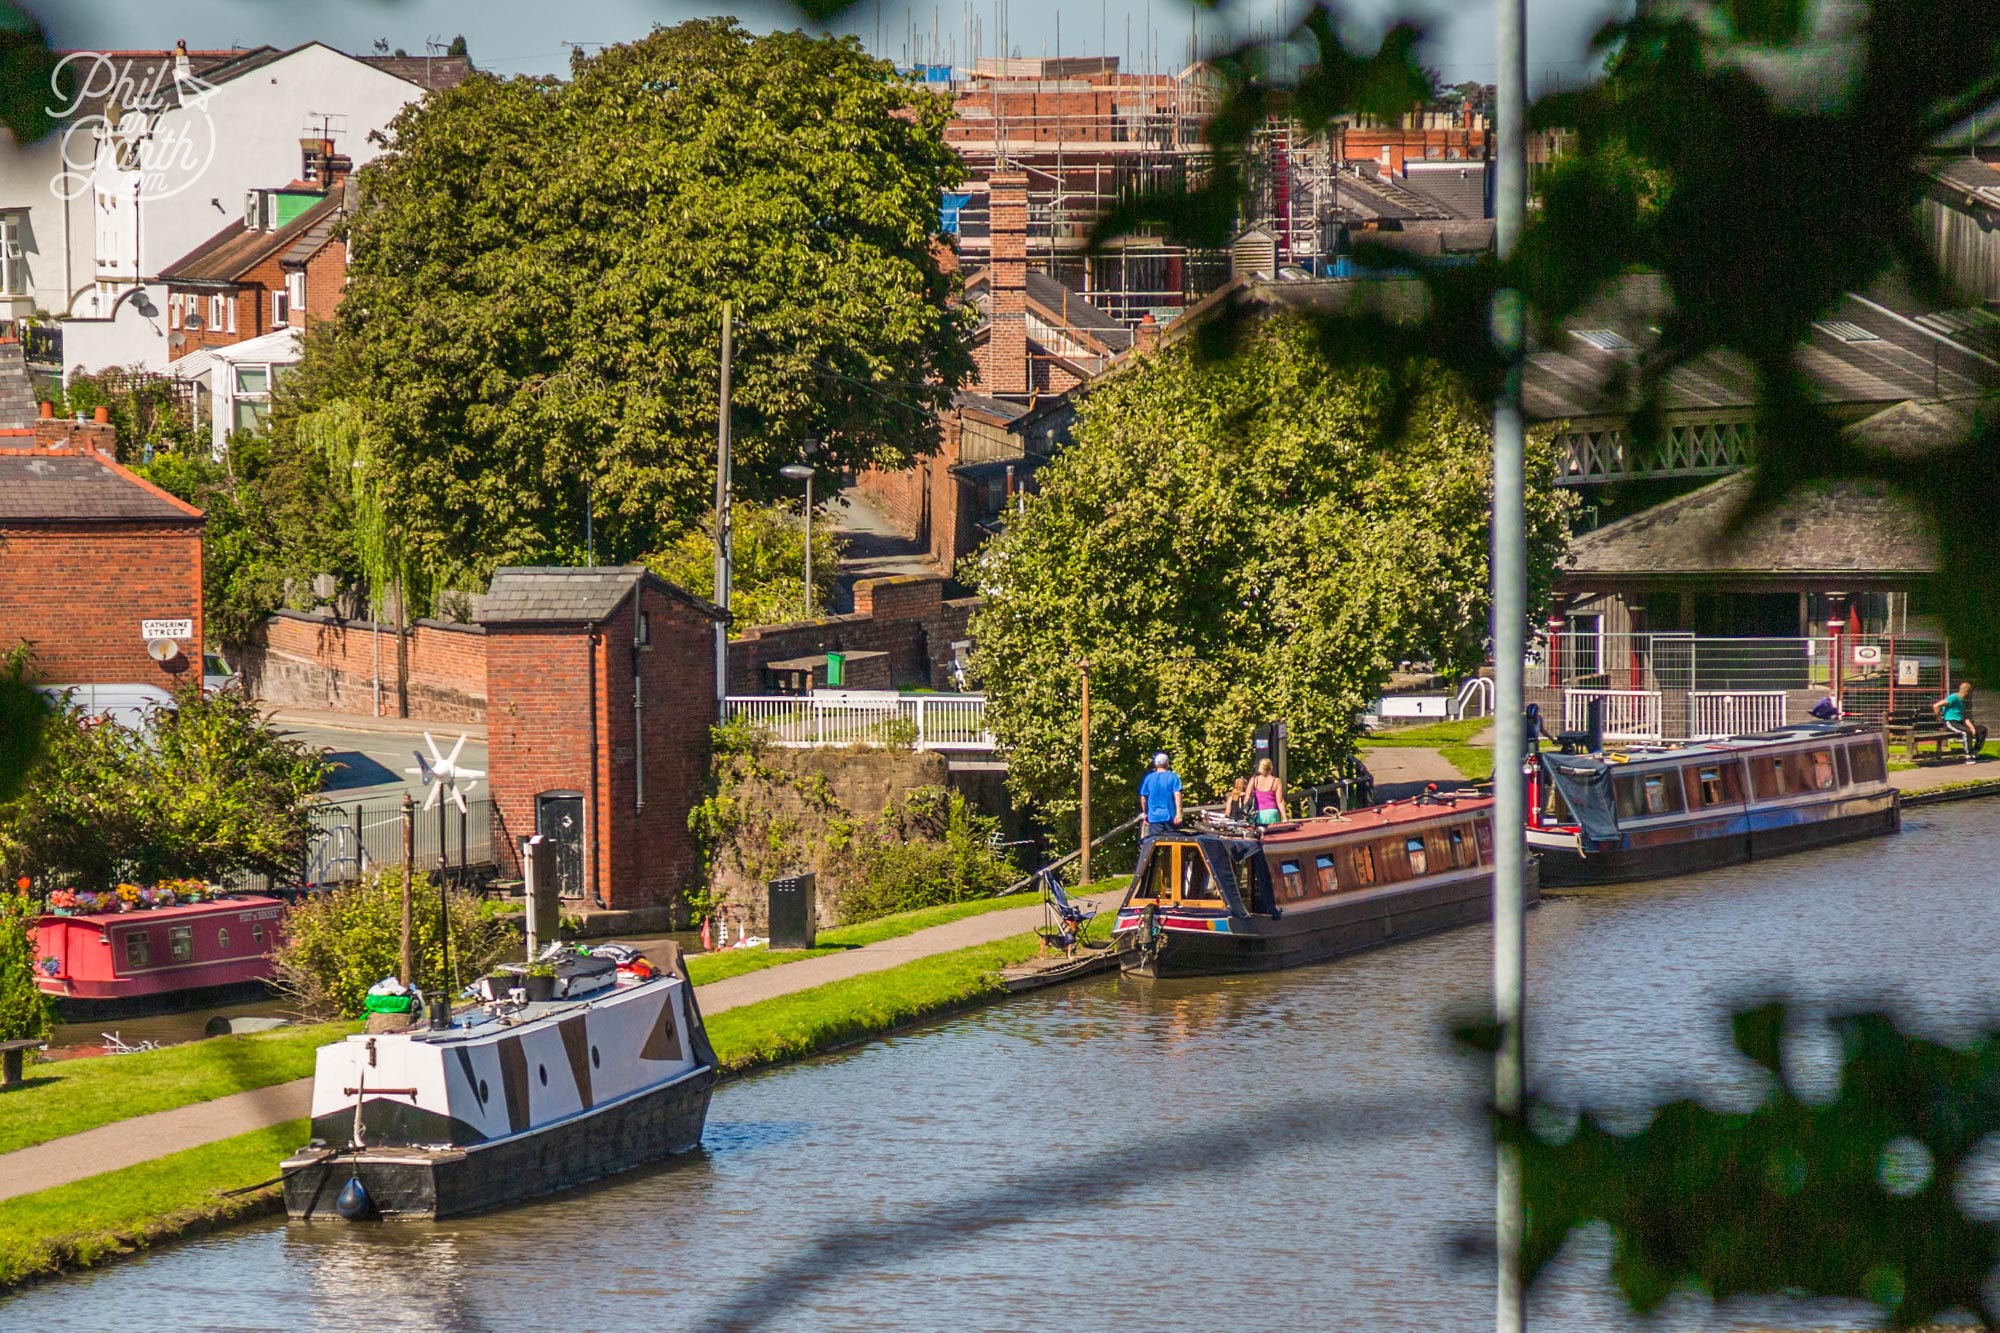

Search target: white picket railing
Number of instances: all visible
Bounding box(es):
[1563,688,1663,742]
[1689,690,1789,740]
[723,693,994,751]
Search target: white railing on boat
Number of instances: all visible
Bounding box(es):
[1563,688,1663,743]
[1689,690,1789,740]
[723,693,994,751]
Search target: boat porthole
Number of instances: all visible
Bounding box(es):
[538,1065,548,1086]
[590,1046,600,1069]
[477,1079,488,1104]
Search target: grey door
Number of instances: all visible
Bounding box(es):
[535,792,586,899]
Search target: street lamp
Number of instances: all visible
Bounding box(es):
[779,463,815,620]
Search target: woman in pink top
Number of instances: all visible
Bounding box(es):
[1249,758,1288,826]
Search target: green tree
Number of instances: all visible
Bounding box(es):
[646,501,844,628]
[0,682,326,890]
[0,889,53,1046]
[0,646,49,805]
[971,317,1573,829]
[289,19,970,586]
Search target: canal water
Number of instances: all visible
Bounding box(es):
[10,802,2000,1331]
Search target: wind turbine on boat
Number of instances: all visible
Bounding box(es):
[406,732,486,812]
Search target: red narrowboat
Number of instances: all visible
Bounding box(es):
[34,896,287,1005]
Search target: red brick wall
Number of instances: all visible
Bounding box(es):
[486,587,714,914]
[986,171,1030,396]
[853,411,972,576]
[728,576,980,694]
[0,520,203,686]
[239,611,488,723]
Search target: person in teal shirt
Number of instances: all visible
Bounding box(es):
[1935,681,1982,763]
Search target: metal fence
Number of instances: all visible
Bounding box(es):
[303,796,494,887]
[1690,690,1789,740]
[1562,688,1663,742]
[723,693,994,751]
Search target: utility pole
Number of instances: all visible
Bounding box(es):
[1079,658,1092,888]
[399,792,415,987]
[1492,0,1530,1330]
[708,300,732,716]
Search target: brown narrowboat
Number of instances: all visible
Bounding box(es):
[1113,794,1532,977]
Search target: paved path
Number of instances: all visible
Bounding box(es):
[1359,746,1467,801]
[0,883,1133,1203]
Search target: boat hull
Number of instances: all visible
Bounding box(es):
[282,1064,716,1221]
[1533,793,1900,888]
[1124,864,1536,978]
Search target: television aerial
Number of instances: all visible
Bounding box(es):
[406,731,485,812]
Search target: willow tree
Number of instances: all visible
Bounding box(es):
[971,317,1574,827]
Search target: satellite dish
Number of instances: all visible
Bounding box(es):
[185,311,203,330]
[146,638,182,663]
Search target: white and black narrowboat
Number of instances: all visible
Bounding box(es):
[1527,722,1899,887]
[282,946,716,1220]
[1113,794,1529,977]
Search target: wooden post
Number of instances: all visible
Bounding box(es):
[400,792,415,986]
[1079,658,1092,889]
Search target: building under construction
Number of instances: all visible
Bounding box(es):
[931,56,1498,329]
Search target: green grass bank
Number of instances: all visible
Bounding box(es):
[0,911,1090,1292]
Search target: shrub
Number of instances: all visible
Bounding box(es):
[833,786,1019,925]
[273,870,517,1019]
[0,889,53,1045]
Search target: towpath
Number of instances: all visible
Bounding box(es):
[0,882,1132,1203]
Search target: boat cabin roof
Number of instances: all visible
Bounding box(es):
[1560,722,1881,774]
[1256,793,1494,846]
[39,894,286,927]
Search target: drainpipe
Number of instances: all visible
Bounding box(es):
[632,623,645,813]
[587,621,603,908]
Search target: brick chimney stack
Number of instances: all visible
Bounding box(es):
[986,170,1030,397]
[1134,311,1161,356]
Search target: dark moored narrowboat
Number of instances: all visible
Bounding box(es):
[282,946,716,1221]
[1113,794,1532,977]
[1526,722,1899,888]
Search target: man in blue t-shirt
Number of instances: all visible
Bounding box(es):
[1138,752,1183,840]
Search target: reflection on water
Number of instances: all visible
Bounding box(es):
[9,804,2000,1332]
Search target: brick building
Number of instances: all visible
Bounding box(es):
[0,437,204,700]
[479,567,725,917]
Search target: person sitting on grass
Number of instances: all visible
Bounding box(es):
[1934,681,1984,764]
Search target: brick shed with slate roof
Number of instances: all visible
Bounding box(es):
[1555,400,1954,639]
[478,567,726,918]
[0,441,204,687]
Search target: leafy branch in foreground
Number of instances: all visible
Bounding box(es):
[1484,1003,2000,1326]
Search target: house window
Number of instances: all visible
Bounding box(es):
[168,293,182,329]
[124,932,149,969]
[636,610,651,647]
[233,364,272,434]
[286,271,306,324]
[208,294,224,329]
[169,925,193,962]
[226,295,236,333]
[0,215,23,296]
[271,289,288,327]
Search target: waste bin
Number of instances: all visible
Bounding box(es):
[768,873,818,950]
[825,652,846,687]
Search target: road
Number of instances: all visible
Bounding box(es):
[264,707,489,806]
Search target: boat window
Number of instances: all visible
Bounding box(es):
[1278,860,1306,901]
[1405,837,1429,877]
[252,923,266,945]
[1751,756,1785,799]
[1347,844,1378,888]
[1314,854,1337,894]
[1180,850,1218,901]
[170,925,193,962]
[1475,819,1494,861]
[1693,765,1738,807]
[1448,826,1473,868]
[124,932,149,969]
[1616,771,1684,818]
[1541,781,1575,823]
[1809,749,1837,791]
[1138,847,1177,901]
[1848,740,1886,785]
[1835,745,1851,787]
[217,927,230,951]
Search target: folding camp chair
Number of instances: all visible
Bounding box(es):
[1037,870,1099,956]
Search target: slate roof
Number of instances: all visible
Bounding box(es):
[357,54,476,91]
[1399,162,1490,220]
[1559,401,1966,581]
[0,448,205,524]
[963,269,1131,350]
[0,343,37,431]
[158,189,344,286]
[478,567,727,625]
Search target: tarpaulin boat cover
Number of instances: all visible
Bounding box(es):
[1541,753,1622,846]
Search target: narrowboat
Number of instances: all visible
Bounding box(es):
[281,944,716,1221]
[33,894,287,1012]
[1113,794,1530,977]
[1527,722,1899,887]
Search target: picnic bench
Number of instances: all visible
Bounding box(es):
[1886,708,1987,762]
[1,1036,45,1089]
